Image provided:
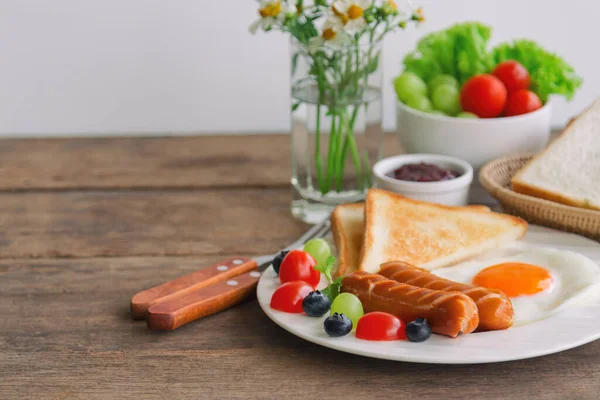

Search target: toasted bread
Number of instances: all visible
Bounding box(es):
[512,98,600,211]
[330,203,365,277]
[331,200,493,277]
[359,189,527,273]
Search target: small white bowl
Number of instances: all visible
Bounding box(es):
[396,100,552,171]
[373,154,474,206]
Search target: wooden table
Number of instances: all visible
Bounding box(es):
[1,134,598,400]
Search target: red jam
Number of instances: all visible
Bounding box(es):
[392,162,460,182]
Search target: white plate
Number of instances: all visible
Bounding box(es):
[257,225,600,364]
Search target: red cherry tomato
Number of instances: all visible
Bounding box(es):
[492,60,530,94]
[279,249,320,288]
[270,281,313,313]
[504,89,542,117]
[355,312,407,341]
[460,74,507,118]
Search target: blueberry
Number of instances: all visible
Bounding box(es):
[324,313,352,337]
[271,250,289,275]
[406,317,432,342]
[302,291,331,317]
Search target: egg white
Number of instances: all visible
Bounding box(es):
[432,246,600,326]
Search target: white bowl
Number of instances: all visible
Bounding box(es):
[372,154,473,206]
[395,100,552,171]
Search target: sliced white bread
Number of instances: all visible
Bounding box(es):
[359,189,528,273]
[330,201,493,277]
[330,203,365,278]
[512,98,600,211]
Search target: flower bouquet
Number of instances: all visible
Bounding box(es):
[250,1,423,222]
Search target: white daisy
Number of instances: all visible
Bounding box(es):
[307,16,350,53]
[331,0,372,32]
[249,1,289,34]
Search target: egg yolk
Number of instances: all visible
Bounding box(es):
[472,262,553,297]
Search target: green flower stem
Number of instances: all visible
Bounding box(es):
[347,128,363,191]
[334,107,362,191]
[313,53,330,194]
[334,112,347,192]
[354,44,361,94]
[336,137,349,191]
[332,111,344,192]
[314,100,324,192]
[324,111,338,193]
[349,105,360,129]
[336,105,360,190]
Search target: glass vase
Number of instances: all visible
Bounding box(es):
[290,39,384,223]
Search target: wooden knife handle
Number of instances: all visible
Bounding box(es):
[130,257,257,319]
[146,269,263,330]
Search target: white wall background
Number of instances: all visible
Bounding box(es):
[0,0,597,137]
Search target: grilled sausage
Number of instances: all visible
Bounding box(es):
[379,261,514,331]
[341,271,479,338]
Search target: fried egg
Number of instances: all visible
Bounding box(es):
[433,246,600,326]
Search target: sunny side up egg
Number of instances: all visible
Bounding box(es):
[432,247,600,326]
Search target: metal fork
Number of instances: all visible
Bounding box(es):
[131,218,331,330]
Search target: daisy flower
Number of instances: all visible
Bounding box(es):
[307,16,350,53]
[249,1,289,34]
[331,0,372,32]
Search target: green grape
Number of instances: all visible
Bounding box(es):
[394,72,427,103]
[456,111,479,119]
[427,109,447,116]
[432,84,461,115]
[428,74,459,94]
[303,238,332,266]
[330,293,364,328]
[405,93,433,112]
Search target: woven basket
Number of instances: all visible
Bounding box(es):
[479,154,600,241]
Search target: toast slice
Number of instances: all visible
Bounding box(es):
[330,203,365,277]
[331,200,493,277]
[512,98,600,211]
[359,189,527,273]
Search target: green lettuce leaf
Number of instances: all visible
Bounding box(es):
[491,39,583,102]
[403,22,495,85]
[401,23,581,102]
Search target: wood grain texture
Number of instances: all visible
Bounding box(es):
[1,258,599,400]
[0,132,590,400]
[0,188,306,259]
[0,134,402,190]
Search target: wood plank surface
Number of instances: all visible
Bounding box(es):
[0,188,306,259]
[0,132,593,400]
[0,134,402,190]
[2,257,599,400]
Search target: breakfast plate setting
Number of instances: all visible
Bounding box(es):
[258,226,600,364]
[129,96,600,366]
[256,188,600,364]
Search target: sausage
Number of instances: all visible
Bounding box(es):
[341,271,479,338]
[379,261,514,331]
